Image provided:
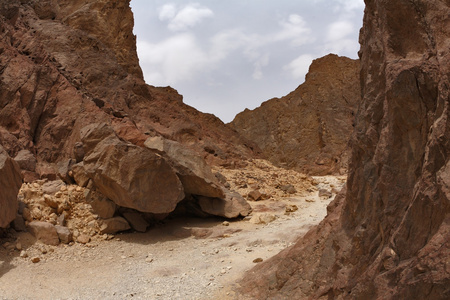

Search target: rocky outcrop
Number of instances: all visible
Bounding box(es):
[239,0,450,299]
[0,0,259,220]
[230,54,360,175]
[0,0,259,178]
[0,145,22,228]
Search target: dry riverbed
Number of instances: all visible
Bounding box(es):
[0,160,345,300]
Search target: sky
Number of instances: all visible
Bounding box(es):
[130,0,365,123]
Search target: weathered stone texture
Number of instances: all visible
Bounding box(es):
[231,54,360,175]
[239,1,450,299]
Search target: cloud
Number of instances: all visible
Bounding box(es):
[137,34,208,85]
[274,14,313,46]
[284,54,315,80]
[158,3,214,32]
[140,8,316,85]
[326,20,354,41]
[252,54,270,80]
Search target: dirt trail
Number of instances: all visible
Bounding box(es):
[0,161,345,300]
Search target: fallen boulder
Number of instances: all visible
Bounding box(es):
[79,123,185,214]
[145,136,224,198]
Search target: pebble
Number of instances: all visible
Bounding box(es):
[31,257,40,263]
[253,258,263,263]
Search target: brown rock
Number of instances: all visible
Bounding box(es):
[0,0,259,186]
[144,136,224,198]
[54,225,72,244]
[28,221,60,246]
[100,217,131,234]
[197,190,252,218]
[12,214,26,232]
[230,54,360,175]
[42,180,65,195]
[122,211,149,233]
[80,123,185,214]
[13,150,36,172]
[247,190,262,201]
[239,1,450,299]
[0,145,22,228]
[85,190,116,219]
[77,234,90,244]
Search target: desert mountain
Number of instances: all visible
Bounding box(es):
[239,0,450,298]
[230,54,360,175]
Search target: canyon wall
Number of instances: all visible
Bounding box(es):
[239,0,450,298]
[0,0,259,178]
[0,0,259,225]
[230,54,360,175]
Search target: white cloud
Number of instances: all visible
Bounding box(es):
[252,54,270,80]
[158,3,214,32]
[284,54,315,80]
[274,14,313,46]
[137,34,209,85]
[326,20,354,41]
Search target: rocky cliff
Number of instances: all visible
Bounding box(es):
[0,0,259,227]
[239,0,450,298]
[230,54,360,175]
[0,0,259,176]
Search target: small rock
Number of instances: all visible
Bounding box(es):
[31,257,40,263]
[285,205,298,213]
[280,184,297,194]
[145,257,154,263]
[305,198,315,202]
[122,211,149,233]
[222,221,230,226]
[318,188,332,198]
[100,217,131,234]
[28,221,60,246]
[55,225,73,244]
[20,250,28,258]
[248,190,262,201]
[253,258,263,263]
[249,213,276,224]
[77,234,90,244]
[15,242,22,251]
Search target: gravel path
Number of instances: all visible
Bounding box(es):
[0,176,344,300]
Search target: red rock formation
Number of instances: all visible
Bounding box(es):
[0,0,259,220]
[230,54,360,175]
[0,0,259,179]
[239,0,450,298]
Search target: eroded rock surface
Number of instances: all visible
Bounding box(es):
[230,54,360,175]
[0,145,22,228]
[239,1,450,299]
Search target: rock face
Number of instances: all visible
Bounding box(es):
[0,145,22,228]
[239,1,450,299]
[230,54,360,175]
[0,0,258,219]
[0,0,259,178]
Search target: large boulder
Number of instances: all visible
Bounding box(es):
[0,145,22,228]
[145,136,224,198]
[79,123,185,214]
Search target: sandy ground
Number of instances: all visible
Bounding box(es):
[0,173,345,300]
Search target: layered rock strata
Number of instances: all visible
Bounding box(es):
[239,0,450,298]
[230,54,360,175]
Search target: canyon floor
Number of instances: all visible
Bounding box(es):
[0,161,345,300]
